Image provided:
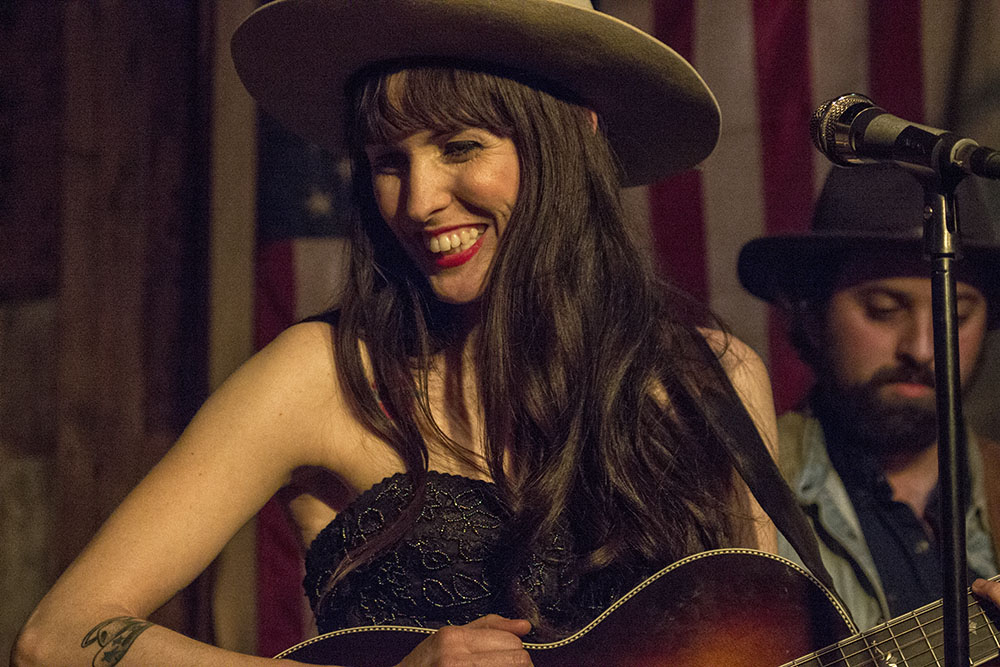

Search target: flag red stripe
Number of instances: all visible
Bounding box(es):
[868,0,925,121]
[647,172,708,303]
[254,240,297,350]
[752,0,815,412]
[254,239,306,657]
[649,0,709,305]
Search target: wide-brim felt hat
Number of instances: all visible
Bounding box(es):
[739,164,1000,312]
[738,163,1000,319]
[231,0,720,186]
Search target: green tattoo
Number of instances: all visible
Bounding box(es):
[81,616,152,666]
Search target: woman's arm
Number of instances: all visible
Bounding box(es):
[701,328,780,555]
[12,322,352,666]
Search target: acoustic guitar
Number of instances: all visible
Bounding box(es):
[275,548,1000,666]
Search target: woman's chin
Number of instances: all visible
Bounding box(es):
[431,291,484,306]
[427,277,488,306]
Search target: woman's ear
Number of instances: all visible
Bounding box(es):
[588,110,599,133]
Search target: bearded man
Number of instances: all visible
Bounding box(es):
[738,163,1000,631]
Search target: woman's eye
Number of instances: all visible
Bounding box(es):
[369,153,406,175]
[443,141,481,159]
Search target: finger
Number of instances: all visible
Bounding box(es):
[466,614,532,636]
[972,578,1000,606]
[434,624,526,655]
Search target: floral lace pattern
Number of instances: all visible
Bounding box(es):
[304,471,635,638]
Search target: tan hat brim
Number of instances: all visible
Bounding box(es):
[231,0,720,186]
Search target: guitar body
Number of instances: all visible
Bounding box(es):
[276,549,855,666]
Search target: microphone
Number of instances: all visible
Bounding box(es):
[810,93,1000,180]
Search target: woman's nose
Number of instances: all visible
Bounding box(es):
[403,158,452,223]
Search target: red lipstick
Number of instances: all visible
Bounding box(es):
[433,235,484,268]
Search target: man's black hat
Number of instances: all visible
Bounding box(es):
[738,163,1000,324]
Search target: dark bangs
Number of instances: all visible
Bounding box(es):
[351,65,521,145]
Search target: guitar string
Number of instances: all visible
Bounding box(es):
[812,581,1000,666]
[799,601,999,666]
[879,607,999,666]
[987,599,1000,646]
[857,611,995,666]
[817,608,996,667]
[895,594,1000,663]
[852,571,1000,665]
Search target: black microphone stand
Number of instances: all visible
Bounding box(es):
[809,93,992,665]
[916,151,968,667]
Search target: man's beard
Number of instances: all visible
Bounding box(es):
[812,362,939,459]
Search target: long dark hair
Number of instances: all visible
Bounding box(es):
[325,64,755,632]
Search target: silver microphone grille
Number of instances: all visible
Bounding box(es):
[810,93,875,163]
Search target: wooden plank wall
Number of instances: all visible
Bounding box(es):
[0,2,66,660]
[1,0,215,657]
[0,3,62,300]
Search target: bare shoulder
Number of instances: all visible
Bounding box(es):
[238,319,398,485]
[250,318,337,381]
[697,327,777,455]
[210,319,338,409]
[698,327,766,381]
[698,328,780,553]
[197,318,354,469]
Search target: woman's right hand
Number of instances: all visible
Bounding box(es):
[397,615,533,666]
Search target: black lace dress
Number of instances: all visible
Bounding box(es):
[303,471,641,640]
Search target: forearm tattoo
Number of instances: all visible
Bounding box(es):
[81,616,152,666]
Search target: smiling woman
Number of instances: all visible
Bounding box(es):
[294,61,782,647]
[363,120,520,304]
[357,68,611,312]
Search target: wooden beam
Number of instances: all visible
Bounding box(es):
[207,0,260,655]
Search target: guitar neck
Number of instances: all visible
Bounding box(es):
[788,581,1000,667]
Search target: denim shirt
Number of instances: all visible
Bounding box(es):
[775,410,999,631]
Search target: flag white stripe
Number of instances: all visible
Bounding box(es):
[808,0,869,196]
[695,0,770,358]
[292,237,350,320]
[920,0,962,125]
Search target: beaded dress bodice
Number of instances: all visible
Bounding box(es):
[303,471,639,639]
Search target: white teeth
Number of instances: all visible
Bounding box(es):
[426,227,482,254]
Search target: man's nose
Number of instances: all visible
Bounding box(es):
[403,159,451,223]
[897,315,935,366]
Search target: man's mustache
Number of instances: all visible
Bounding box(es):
[868,363,936,389]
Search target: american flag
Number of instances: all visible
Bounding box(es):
[247,0,1000,656]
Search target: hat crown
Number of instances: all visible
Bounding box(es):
[812,163,999,245]
[232,0,720,186]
